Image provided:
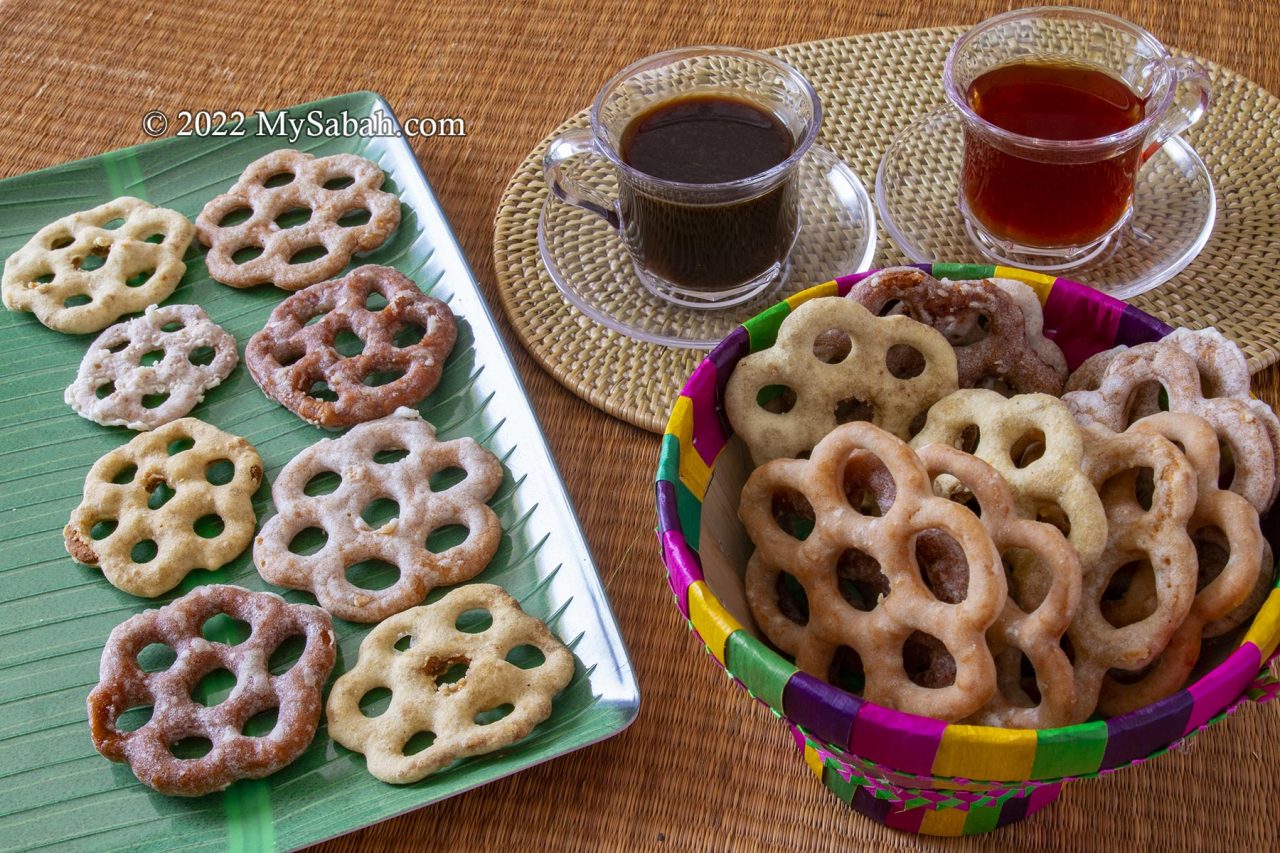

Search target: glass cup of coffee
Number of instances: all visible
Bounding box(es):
[944,7,1212,270]
[543,46,822,308]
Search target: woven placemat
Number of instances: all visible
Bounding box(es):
[494,27,1280,434]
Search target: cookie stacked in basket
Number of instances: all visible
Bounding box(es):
[727,267,1278,728]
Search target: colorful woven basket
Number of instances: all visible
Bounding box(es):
[655,264,1280,836]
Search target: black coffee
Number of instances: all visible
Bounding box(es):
[618,94,798,292]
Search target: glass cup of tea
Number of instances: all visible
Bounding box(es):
[543,47,822,308]
[944,7,1212,270]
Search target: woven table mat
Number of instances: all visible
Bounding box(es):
[494,27,1280,434]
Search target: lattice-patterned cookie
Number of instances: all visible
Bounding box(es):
[326,584,574,783]
[64,419,263,597]
[244,265,455,428]
[2,197,194,334]
[196,149,400,290]
[87,585,335,796]
[65,304,238,430]
[253,408,503,622]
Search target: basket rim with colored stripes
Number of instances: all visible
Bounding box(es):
[655,263,1280,790]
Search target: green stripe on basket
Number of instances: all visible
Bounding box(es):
[743,301,793,351]
[823,763,857,804]
[725,629,797,709]
[929,263,996,281]
[225,778,275,852]
[658,435,704,551]
[962,799,1003,834]
[1030,720,1108,779]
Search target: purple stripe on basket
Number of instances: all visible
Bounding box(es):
[883,801,926,833]
[655,480,680,535]
[834,268,887,295]
[782,672,864,748]
[660,530,702,614]
[851,785,894,825]
[683,361,728,467]
[1041,279,1124,371]
[709,326,750,437]
[1184,643,1263,733]
[848,703,946,776]
[1100,688,1194,769]
[1117,303,1174,345]
[994,790,1031,828]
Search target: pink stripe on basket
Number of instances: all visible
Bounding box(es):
[1041,280,1124,371]
[683,360,729,467]
[848,703,946,776]
[883,802,926,833]
[1027,781,1063,815]
[660,530,702,615]
[1184,643,1263,734]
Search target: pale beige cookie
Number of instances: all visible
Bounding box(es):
[196,149,400,290]
[725,297,958,465]
[326,584,575,784]
[253,408,503,622]
[64,419,263,597]
[2,197,194,334]
[65,304,238,430]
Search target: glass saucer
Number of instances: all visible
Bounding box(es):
[538,144,876,349]
[876,107,1216,300]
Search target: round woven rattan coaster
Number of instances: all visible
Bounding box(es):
[493,28,1280,434]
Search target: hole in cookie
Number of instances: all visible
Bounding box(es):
[276,346,305,367]
[194,514,225,539]
[140,349,165,366]
[813,330,852,364]
[429,466,467,492]
[323,175,355,190]
[288,526,329,555]
[144,233,167,244]
[90,518,117,540]
[288,245,328,265]
[474,704,514,726]
[147,481,175,509]
[755,384,796,414]
[906,410,928,439]
[242,706,279,738]
[115,704,153,733]
[337,208,372,228]
[303,311,328,327]
[231,245,264,265]
[436,660,469,686]
[914,529,969,604]
[886,344,926,379]
[63,294,92,308]
[125,269,155,288]
[949,489,982,517]
[776,571,810,625]
[359,686,392,718]
[955,424,981,454]
[947,312,992,346]
[1035,504,1071,538]
[142,392,170,410]
[49,235,73,250]
[161,320,184,332]
[1100,467,1155,512]
[111,464,138,485]
[360,497,400,529]
[334,328,365,357]
[169,736,213,760]
[268,634,307,675]
[1003,548,1050,613]
[365,290,389,311]
[193,667,236,707]
[829,645,866,694]
[304,470,342,496]
[903,631,957,688]
[362,369,405,387]
[393,323,426,348]
[263,171,296,188]
[1101,559,1157,628]
[843,450,895,516]
[770,488,814,540]
[1107,660,1159,686]
[505,645,546,670]
[138,642,176,672]
[306,380,338,402]
[1122,381,1166,426]
[78,252,107,271]
[95,382,116,399]
[1009,429,1046,469]
[1217,438,1236,491]
[201,613,251,646]
[188,346,216,367]
[217,207,253,227]
[834,396,875,425]
[272,206,312,229]
[130,539,158,563]
[1192,526,1231,592]
[374,447,410,464]
[393,634,414,652]
[345,558,400,590]
[205,458,235,485]
[455,608,493,634]
[836,548,889,612]
[104,338,130,353]
[403,731,437,755]
[34,271,56,283]
[426,524,469,554]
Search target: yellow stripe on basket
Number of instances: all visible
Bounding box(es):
[803,744,824,779]
[663,396,711,500]
[932,725,1037,782]
[993,266,1056,304]
[687,580,743,665]
[1242,587,1280,660]
[920,806,968,837]
[785,280,839,309]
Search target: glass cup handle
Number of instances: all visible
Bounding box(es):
[543,128,620,228]
[1142,56,1212,162]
